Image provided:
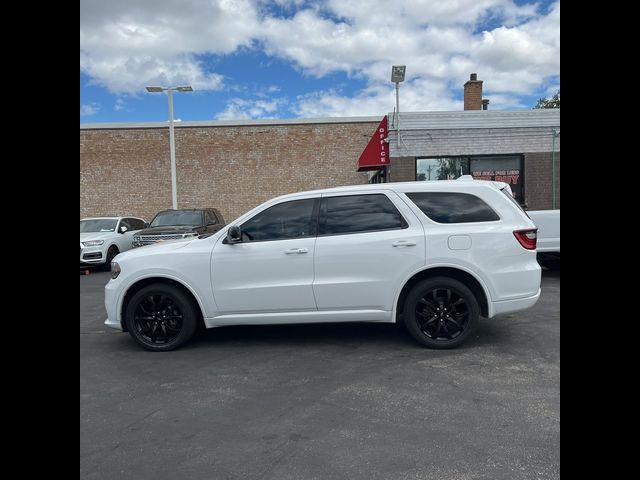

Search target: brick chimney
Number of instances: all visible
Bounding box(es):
[464,73,483,110]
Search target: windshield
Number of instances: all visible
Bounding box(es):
[500,187,530,219]
[150,211,202,227]
[80,219,118,232]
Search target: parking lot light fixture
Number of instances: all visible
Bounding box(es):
[145,85,193,209]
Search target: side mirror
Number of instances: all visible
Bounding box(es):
[119,226,128,234]
[227,225,242,243]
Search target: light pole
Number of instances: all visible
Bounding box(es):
[146,85,193,209]
[390,66,406,184]
[551,129,560,209]
[391,65,406,151]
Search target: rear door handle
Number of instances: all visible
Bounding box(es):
[284,248,309,254]
[392,240,417,247]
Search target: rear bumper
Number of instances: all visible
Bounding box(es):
[490,288,541,317]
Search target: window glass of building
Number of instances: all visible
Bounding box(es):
[416,158,470,181]
[469,156,523,204]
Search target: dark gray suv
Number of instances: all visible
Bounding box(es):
[132,208,225,247]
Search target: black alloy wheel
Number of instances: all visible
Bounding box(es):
[403,277,480,349]
[416,288,469,340]
[134,294,183,344]
[125,284,198,351]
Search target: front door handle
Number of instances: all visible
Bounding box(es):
[392,240,417,247]
[284,248,309,254]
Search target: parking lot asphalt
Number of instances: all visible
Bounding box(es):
[80,269,559,480]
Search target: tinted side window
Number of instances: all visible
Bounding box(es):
[240,199,316,242]
[131,219,145,230]
[320,194,407,235]
[205,210,217,224]
[406,192,500,223]
[119,219,131,231]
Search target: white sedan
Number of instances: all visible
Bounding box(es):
[80,217,147,269]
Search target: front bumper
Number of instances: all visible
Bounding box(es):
[80,244,107,265]
[104,278,124,331]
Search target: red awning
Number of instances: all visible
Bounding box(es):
[357,116,389,171]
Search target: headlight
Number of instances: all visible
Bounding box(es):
[111,261,121,279]
[82,240,104,247]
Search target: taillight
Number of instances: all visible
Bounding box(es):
[513,228,537,250]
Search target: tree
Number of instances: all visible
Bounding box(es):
[534,90,560,109]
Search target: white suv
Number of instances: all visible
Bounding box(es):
[105,180,541,351]
[80,217,147,269]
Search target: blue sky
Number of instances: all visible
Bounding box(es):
[80,0,559,123]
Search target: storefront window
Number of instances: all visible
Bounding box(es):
[469,156,523,204]
[368,168,388,184]
[416,158,469,181]
[416,155,524,204]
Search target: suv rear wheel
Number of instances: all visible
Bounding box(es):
[403,277,479,349]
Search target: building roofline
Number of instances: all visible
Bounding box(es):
[389,108,559,115]
[81,109,559,130]
[387,108,559,130]
[80,116,382,130]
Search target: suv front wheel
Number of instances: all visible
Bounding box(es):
[124,284,199,351]
[403,277,480,349]
[102,246,119,271]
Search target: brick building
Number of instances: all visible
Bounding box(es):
[384,108,560,209]
[81,118,378,223]
[80,75,559,222]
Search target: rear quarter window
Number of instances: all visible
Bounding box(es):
[405,192,500,223]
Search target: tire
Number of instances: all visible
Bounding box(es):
[102,246,119,271]
[124,283,199,351]
[403,277,480,349]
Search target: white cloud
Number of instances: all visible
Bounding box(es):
[257,0,551,80]
[544,84,560,97]
[80,103,100,116]
[114,98,126,111]
[295,78,462,118]
[80,0,560,112]
[216,97,285,120]
[81,51,224,93]
[80,0,258,93]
